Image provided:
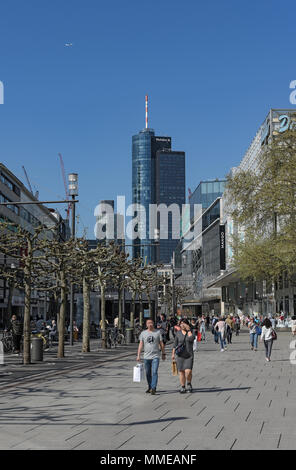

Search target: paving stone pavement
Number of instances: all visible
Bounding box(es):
[0,329,295,450]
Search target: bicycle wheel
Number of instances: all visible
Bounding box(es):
[3,335,13,353]
[117,333,125,345]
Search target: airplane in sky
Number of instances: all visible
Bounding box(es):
[64,43,73,47]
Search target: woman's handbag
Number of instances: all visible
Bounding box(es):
[271,329,277,341]
[175,332,188,357]
[171,360,178,376]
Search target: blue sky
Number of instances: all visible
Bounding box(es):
[0,0,295,237]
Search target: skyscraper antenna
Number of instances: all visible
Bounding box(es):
[145,95,148,129]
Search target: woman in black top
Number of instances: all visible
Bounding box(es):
[171,318,195,393]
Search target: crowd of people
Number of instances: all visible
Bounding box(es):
[136,310,296,395]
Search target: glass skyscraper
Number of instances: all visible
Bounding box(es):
[132,128,171,263]
[156,150,185,263]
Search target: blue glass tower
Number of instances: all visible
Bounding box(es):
[132,128,171,263]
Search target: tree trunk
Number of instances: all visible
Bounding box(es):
[23,258,32,365]
[57,270,66,358]
[130,293,135,329]
[147,293,153,319]
[118,286,123,331]
[82,277,90,353]
[101,284,107,349]
[6,277,15,327]
[139,294,144,328]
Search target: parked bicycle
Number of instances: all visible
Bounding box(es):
[0,331,13,353]
[106,327,125,348]
[134,324,143,342]
[0,330,23,354]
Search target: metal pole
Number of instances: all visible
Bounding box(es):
[70,195,75,346]
[44,291,47,321]
[154,267,158,323]
[122,286,125,333]
[171,271,175,316]
[0,200,78,205]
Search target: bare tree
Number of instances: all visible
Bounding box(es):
[0,222,57,364]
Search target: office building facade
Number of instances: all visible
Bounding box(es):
[208,109,296,317]
[132,124,186,264]
[155,150,185,263]
[175,197,224,316]
[189,179,225,220]
[0,163,70,325]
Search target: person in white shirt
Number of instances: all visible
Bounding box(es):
[291,316,296,336]
[260,318,274,362]
[215,317,227,352]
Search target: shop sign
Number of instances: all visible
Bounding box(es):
[219,225,226,270]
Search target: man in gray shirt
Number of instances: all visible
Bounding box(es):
[137,318,166,395]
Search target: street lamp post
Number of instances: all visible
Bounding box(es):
[68,173,78,346]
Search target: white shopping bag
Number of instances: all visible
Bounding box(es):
[133,363,144,382]
[193,338,198,352]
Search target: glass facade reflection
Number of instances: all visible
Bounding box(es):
[202,198,221,231]
[132,129,171,263]
[189,180,225,221]
[156,150,185,263]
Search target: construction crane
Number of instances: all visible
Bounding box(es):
[58,153,70,219]
[22,166,33,194]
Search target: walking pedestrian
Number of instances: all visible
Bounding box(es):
[171,318,195,393]
[157,314,168,345]
[199,315,206,341]
[211,314,219,344]
[225,315,234,344]
[260,318,275,362]
[206,314,210,331]
[215,317,227,351]
[291,316,296,336]
[249,317,259,351]
[234,315,241,336]
[47,319,57,346]
[6,314,23,354]
[137,318,166,395]
[190,317,198,336]
[169,315,177,338]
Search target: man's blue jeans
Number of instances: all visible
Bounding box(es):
[144,357,160,390]
[214,330,219,343]
[250,333,258,349]
[200,326,206,340]
[218,332,227,349]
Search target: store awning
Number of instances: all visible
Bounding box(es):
[181,300,202,306]
[205,269,240,288]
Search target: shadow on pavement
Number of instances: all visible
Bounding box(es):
[158,386,251,394]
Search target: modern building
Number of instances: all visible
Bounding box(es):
[175,196,225,316]
[132,128,171,263]
[94,199,125,249]
[207,109,296,317]
[171,177,226,316]
[132,96,185,264]
[189,179,225,219]
[155,150,185,263]
[0,163,70,325]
